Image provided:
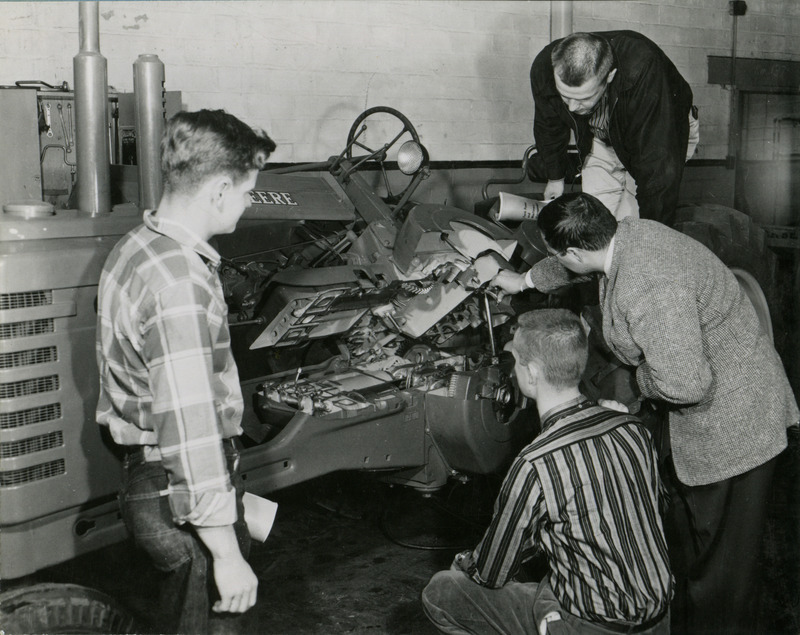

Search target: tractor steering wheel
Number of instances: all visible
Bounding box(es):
[342,106,428,206]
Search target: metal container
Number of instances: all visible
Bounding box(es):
[73,1,111,216]
[133,54,166,210]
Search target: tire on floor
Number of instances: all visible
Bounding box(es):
[0,583,138,634]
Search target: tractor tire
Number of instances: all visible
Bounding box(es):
[0,583,137,634]
[672,203,789,356]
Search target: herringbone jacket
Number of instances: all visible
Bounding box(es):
[529,218,799,486]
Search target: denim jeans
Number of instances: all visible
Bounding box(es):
[119,441,250,634]
[421,570,669,635]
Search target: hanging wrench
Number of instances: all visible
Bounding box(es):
[44,103,54,137]
[57,103,72,151]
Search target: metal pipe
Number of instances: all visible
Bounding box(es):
[73,1,111,215]
[483,292,497,360]
[726,12,740,168]
[133,54,166,210]
[550,1,574,42]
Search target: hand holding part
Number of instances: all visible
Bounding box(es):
[544,179,565,200]
[491,269,530,296]
[453,549,476,573]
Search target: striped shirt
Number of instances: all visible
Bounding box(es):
[589,92,611,143]
[470,397,672,627]
[96,210,243,528]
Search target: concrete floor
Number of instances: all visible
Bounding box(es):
[33,429,800,635]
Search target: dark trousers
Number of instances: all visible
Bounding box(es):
[119,442,250,634]
[665,453,779,635]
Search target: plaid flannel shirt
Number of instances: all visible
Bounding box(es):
[96,210,243,527]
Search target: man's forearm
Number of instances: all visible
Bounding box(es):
[194,524,243,559]
[195,524,259,614]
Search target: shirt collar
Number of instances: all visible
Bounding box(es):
[603,235,616,277]
[143,209,221,271]
[540,395,590,432]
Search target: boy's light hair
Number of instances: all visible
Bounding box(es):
[161,109,276,195]
[514,309,588,390]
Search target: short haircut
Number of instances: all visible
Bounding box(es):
[514,309,588,389]
[537,192,617,253]
[161,109,277,195]
[551,32,614,86]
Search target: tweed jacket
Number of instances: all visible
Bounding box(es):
[528,218,799,486]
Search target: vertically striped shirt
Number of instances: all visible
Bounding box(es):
[589,92,611,143]
[96,210,243,528]
[471,397,672,627]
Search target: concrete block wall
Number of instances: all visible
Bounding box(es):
[1,0,798,165]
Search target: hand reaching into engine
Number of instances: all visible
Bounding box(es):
[490,269,531,302]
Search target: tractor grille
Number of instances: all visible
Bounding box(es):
[0,288,66,487]
[0,403,62,429]
[0,346,58,369]
[0,375,60,399]
[0,290,53,310]
[0,460,66,486]
[0,319,55,340]
[0,431,63,458]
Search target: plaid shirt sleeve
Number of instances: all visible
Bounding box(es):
[142,277,237,528]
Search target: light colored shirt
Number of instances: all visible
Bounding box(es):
[96,209,243,527]
[469,398,672,626]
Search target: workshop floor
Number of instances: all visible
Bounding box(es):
[40,429,800,635]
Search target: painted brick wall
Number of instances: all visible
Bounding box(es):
[1,0,798,164]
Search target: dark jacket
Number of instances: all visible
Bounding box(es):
[530,31,693,225]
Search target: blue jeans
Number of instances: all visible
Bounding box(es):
[119,441,250,634]
[421,570,669,635]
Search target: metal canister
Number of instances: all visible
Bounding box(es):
[133,54,166,211]
[73,1,111,216]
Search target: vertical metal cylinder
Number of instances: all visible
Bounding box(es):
[133,54,166,210]
[73,1,111,216]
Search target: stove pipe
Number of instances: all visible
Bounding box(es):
[73,1,111,216]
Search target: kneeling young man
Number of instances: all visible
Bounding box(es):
[421,308,672,635]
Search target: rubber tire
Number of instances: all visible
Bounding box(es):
[672,203,789,356]
[0,583,137,634]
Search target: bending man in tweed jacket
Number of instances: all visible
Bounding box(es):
[492,192,799,635]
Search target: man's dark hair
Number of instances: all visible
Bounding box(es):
[514,308,588,389]
[161,109,277,194]
[551,32,614,86]
[537,192,617,253]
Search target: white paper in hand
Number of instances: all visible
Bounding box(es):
[243,492,279,542]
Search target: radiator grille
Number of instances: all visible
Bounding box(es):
[0,431,63,458]
[0,319,55,340]
[0,291,53,310]
[0,403,62,430]
[0,346,58,369]
[0,459,65,486]
[0,375,60,399]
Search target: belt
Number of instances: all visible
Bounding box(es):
[123,438,237,462]
[595,609,668,634]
